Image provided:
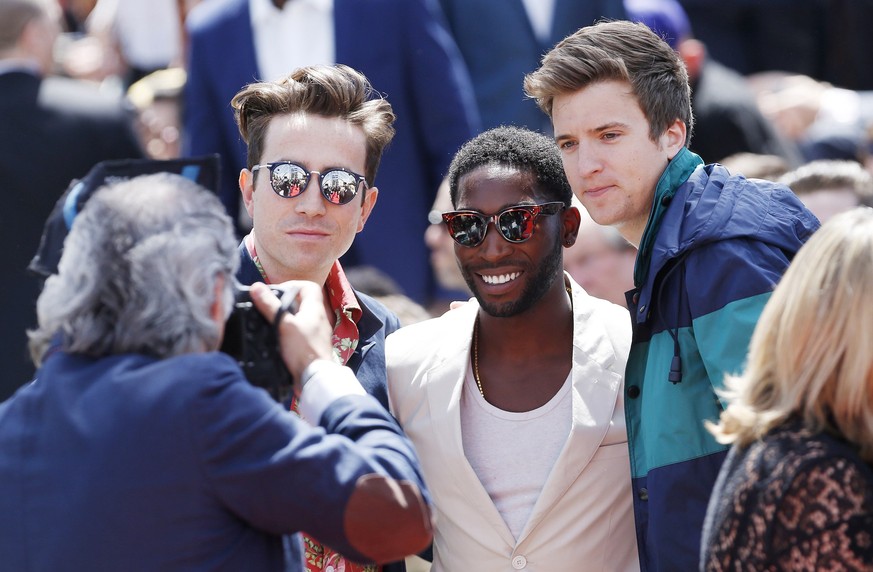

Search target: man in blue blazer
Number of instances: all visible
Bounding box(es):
[183,0,480,304]
[437,0,626,133]
[0,172,432,571]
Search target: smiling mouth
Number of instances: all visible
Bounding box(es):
[479,272,521,285]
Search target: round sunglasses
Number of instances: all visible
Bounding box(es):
[251,161,368,205]
[442,201,566,247]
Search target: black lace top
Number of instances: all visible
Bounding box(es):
[701,420,873,571]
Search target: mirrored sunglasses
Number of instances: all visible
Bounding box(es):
[251,161,368,205]
[442,201,565,247]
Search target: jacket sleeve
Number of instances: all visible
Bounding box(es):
[189,357,432,564]
[685,237,792,402]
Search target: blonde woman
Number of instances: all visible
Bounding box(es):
[701,207,873,571]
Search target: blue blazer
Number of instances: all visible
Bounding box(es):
[437,0,627,133]
[183,0,480,303]
[0,351,428,571]
[0,71,144,401]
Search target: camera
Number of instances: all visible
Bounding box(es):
[220,284,298,402]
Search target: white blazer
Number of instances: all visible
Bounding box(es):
[387,276,639,571]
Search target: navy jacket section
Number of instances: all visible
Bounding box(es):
[0,351,428,571]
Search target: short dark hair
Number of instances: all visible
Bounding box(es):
[447,126,572,206]
[232,64,396,186]
[524,20,693,146]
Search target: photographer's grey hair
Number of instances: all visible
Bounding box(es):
[29,173,238,364]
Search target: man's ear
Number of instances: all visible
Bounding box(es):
[662,118,687,161]
[211,275,228,349]
[239,169,256,219]
[357,187,379,232]
[562,204,582,247]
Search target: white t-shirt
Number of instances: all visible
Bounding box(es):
[88,0,182,69]
[460,363,572,540]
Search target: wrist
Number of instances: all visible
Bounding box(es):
[300,358,337,390]
[297,360,366,424]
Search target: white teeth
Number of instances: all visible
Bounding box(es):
[480,272,520,285]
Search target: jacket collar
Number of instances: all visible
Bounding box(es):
[420,276,626,544]
[634,147,703,287]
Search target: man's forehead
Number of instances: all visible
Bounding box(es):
[261,113,367,168]
[456,166,542,209]
[458,164,537,191]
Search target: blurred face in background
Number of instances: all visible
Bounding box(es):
[563,203,636,307]
[24,1,62,75]
[797,188,861,224]
[425,178,471,294]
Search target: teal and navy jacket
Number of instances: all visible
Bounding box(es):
[625,149,819,571]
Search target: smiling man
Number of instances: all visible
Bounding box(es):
[387,126,639,570]
[231,65,404,572]
[524,20,820,571]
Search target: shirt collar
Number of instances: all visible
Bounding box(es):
[0,60,41,77]
[324,260,362,325]
[250,0,332,24]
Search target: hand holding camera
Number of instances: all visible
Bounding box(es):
[248,281,335,396]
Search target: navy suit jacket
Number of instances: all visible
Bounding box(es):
[437,0,627,133]
[0,71,143,402]
[183,0,480,303]
[0,350,428,571]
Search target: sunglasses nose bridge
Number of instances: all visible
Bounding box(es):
[478,213,515,254]
[469,213,499,246]
[303,170,321,193]
[293,172,327,213]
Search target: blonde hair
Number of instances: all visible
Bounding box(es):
[710,207,873,462]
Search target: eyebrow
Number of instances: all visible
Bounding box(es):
[555,121,631,142]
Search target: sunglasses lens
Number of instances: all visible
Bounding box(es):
[270,163,308,198]
[497,209,535,242]
[447,213,487,246]
[320,170,360,205]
